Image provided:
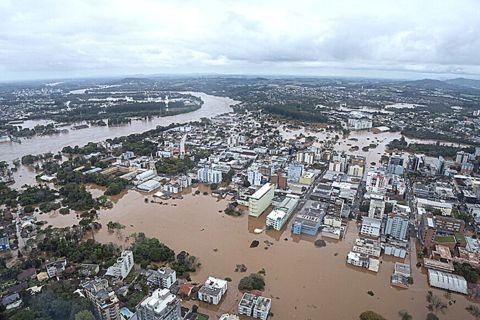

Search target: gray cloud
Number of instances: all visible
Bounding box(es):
[0,0,479,81]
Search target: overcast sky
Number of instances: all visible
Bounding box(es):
[1,0,480,81]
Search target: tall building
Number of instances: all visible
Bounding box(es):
[387,155,404,175]
[296,151,315,165]
[384,212,409,240]
[348,156,366,177]
[249,183,275,217]
[266,195,299,231]
[271,171,287,190]
[197,167,222,184]
[287,162,304,183]
[147,267,177,289]
[82,278,121,320]
[456,151,470,164]
[247,166,263,186]
[106,250,134,280]
[136,288,182,320]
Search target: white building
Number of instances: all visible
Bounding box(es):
[266,195,299,230]
[348,118,373,130]
[198,277,228,305]
[106,250,134,280]
[135,170,157,185]
[247,167,263,186]
[137,179,162,192]
[296,151,315,165]
[197,167,222,184]
[238,292,272,320]
[428,269,468,294]
[136,288,182,320]
[249,183,275,217]
[360,217,382,238]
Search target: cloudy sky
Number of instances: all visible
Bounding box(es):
[1,0,480,81]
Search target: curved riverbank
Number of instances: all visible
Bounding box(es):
[0,92,238,163]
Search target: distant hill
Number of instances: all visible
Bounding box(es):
[445,78,480,89]
[112,77,156,86]
[399,78,459,90]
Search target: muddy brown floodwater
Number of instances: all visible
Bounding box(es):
[39,188,474,320]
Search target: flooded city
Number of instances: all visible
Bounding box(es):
[0,92,238,163]
[38,186,473,320]
[2,3,480,320]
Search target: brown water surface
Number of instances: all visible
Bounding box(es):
[39,188,473,320]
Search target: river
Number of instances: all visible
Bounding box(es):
[0,92,238,163]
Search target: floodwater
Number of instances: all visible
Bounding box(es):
[0,92,238,163]
[39,188,474,320]
[280,125,470,165]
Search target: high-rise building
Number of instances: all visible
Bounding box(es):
[266,195,299,230]
[82,278,121,320]
[106,250,134,280]
[249,183,275,217]
[287,162,304,183]
[136,288,182,320]
[247,166,263,186]
[197,167,222,184]
[147,267,177,289]
[384,212,409,240]
[456,151,470,164]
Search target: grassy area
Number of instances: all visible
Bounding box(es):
[435,235,455,243]
[455,232,466,243]
[197,313,209,320]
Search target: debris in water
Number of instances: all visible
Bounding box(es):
[314,239,326,247]
[250,240,260,248]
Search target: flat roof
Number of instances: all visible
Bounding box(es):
[250,183,273,200]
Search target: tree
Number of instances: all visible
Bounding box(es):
[467,305,480,320]
[399,310,412,320]
[426,291,447,314]
[238,273,265,291]
[9,310,37,320]
[359,311,386,320]
[426,313,439,320]
[75,310,95,320]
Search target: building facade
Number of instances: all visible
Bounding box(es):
[249,183,275,217]
[136,288,182,320]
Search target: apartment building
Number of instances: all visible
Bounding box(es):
[266,195,299,230]
[360,217,382,238]
[106,250,134,280]
[249,183,274,217]
[82,278,121,320]
[238,292,272,320]
[197,167,222,184]
[147,267,177,289]
[136,288,182,320]
[384,212,409,240]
